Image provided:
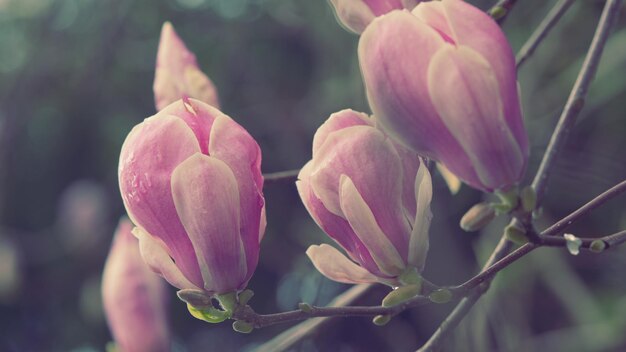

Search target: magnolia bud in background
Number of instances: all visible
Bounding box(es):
[460,202,496,232]
[329,0,421,34]
[153,22,220,111]
[298,109,432,287]
[359,0,528,192]
[119,98,265,295]
[102,218,170,352]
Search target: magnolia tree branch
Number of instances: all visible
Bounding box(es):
[262,169,300,185]
[417,0,623,350]
[516,0,576,69]
[253,284,372,352]
[228,178,626,339]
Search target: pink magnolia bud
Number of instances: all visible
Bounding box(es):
[153,22,220,111]
[118,98,265,295]
[329,0,421,34]
[102,218,170,352]
[298,109,432,286]
[359,0,529,192]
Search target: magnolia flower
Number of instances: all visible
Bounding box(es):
[329,0,421,34]
[298,109,432,286]
[153,22,220,111]
[102,218,170,352]
[359,0,529,192]
[118,98,265,295]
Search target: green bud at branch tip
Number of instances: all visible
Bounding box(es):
[382,284,421,307]
[298,302,313,313]
[429,288,453,304]
[216,292,238,313]
[373,315,391,326]
[505,223,528,245]
[232,320,254,334]
[398,266,422,286]
[590,240,606,253]
[520,186,537,213]
[238,289,254,306]
[489,6,507,20]
[460,202,496,232]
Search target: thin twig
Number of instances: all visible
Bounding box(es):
[532,0,622,203]
[516,0,576,69]
[418,1,623,350]
[253,284,371,352]
[262,169,300,185]
[541,179,626,237]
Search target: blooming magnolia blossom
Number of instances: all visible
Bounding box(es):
[118,98,265,295]
[329,0,421,34]
[359,0,529,192]
[298,109,432,286]
[102,218,170,352]
[153,22,220,111]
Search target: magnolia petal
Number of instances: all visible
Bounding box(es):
[441,0,527,153]
[312,109,371,158]
[436,162,462,195]
[118,114,203,286]
[359,11,447,155]
[154,22,219,110]
[306,244,381,284]
[329,0,376,34]
[407,163,433,270]
[339,175,405,276]
[297,162,383,276]
[427,45,524,190]
[103,219,170,352]
[134,226,200,291]
[208,114,264,278]
[171,154,247,293]
[412,1,454,42]
[310,126,411,256]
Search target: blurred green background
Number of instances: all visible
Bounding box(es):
[1,0,625,351]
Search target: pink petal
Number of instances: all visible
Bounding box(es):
[158,98,219,155]
[427,45,524,190]
[154,22,219,110]
[441,0,527,155]
[312,109,371,158]
[119,114,203,287]
[306,244,381,284]
[208,114,264,278]
[134,226,200,291]
[309,126,411,259]
[339,175,405,276]
[171,154,247,293]
[328,0,376,34]
[412,1,454,43]
[297,161,383,276]
[407,163,432,270]
[103,219,170,352]
[359,11,482,188]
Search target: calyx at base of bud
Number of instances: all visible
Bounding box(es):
[494,187,520,215]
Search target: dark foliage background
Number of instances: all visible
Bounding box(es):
[1,0,625,351]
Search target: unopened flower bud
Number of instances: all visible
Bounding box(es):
[460,203,496,232]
